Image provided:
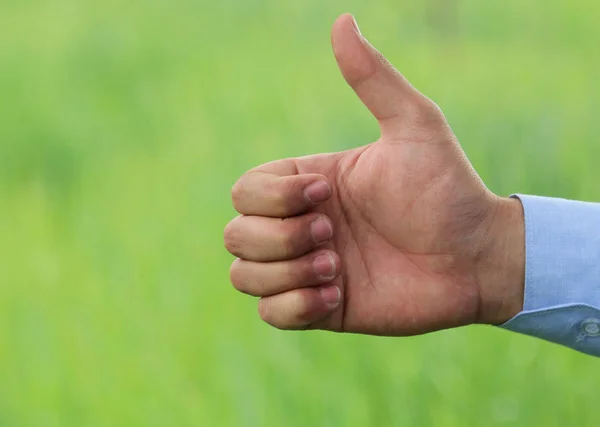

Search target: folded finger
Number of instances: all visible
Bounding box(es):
[230,250,341,296]
[232,171,332,217]
[257,285,342,330]
[224,213,333,262]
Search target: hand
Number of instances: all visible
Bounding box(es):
[224,14,525,335]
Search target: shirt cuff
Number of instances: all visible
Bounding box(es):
[499,194,600,357]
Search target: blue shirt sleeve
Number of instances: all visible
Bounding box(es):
[499,195,600,357]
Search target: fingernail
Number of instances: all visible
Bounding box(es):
[304,181,331,205]
[313,253,336,279]
[319,285,341,308]
[351,15,362,36]
[310,217,333,245]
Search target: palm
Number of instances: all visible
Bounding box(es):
[295,129,495,334]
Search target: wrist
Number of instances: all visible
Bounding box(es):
[475,196,525,325]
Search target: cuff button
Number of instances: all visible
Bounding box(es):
[581,318,600,337]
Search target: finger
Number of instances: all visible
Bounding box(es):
[230,249,341,297]
[224,213,333,262]
[331,14,431,135]
[258,285,341,330]
[232,171,331,217]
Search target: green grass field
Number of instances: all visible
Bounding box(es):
[1,0,600,425]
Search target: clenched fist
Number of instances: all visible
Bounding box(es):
[224,14,525,335]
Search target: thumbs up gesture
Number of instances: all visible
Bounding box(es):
[224,14,524,335]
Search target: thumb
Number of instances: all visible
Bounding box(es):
[331,14,429,136]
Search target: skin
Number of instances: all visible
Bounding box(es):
[224,14,525,335]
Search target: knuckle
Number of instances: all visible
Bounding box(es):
[284,177,305,201]
[290,291,314,326]
[414,98,445,124]
[270,177,301,217]
[268,177,305,217]
[267,190,289,217]
[258,291,313,330]
[289,290,308,315]
[401,99,451,143]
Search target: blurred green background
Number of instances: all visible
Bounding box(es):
[1,0,599,426]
